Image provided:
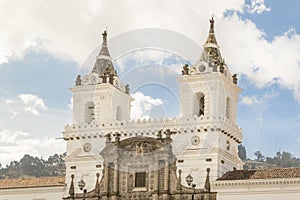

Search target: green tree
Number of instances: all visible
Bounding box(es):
[238,144,247,161]
[254,151,265,162]
[266,151,300,168]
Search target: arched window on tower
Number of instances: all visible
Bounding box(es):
[85,102,95,123]
[226,97,232,120]
[116,106,122,121]
[194,92,205,116]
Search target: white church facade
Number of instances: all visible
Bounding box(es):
[63,17,242,194]
[0,18,300,200]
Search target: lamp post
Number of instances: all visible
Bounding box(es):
[78,178,87,200]
[186,174,196,200]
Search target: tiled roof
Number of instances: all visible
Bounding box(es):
[217,167,300,181]
[0,176,65,189]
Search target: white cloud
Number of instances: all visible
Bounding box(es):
[116,49,185,78]
[68,98,73,110]
[0,0,244,65]
[246,0,270,14]
[217,15,300,103]
[8,109,18,119]
[116,49,175,72]
[241,96,261,105]
[1,94,48,120]
[130,92,163,120]
[240,90,279,106]
[1,0,299,104]
[0,129,29,145]
[0,129,65,165]
[18,94,47,115]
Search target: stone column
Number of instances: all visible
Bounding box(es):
[164,161,169,193]
[103,161,109,195]
[114,162,119,194]
[152,163,159,200]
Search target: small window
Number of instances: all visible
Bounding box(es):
[199,96,204,116]
[135,172,146,187]
[206,158,212,162]
[195,92,205,116]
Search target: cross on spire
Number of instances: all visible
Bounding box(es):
[101,30,108,47]
[209,16,215,34]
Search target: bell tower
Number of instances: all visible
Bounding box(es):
[179,18,239,121]
[177,18,243,186]
[72,31,132,125]
[63,31,132,195]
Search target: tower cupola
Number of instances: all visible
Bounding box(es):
[91,30,117,76]
[200,17,223,67]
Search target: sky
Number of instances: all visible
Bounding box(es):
[0,0,300,165]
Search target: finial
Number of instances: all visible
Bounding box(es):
[209,16,215,34]
[69,174,75,198]
[95,173,100,195]
[75,75,81,86]
[115,133,120,143]
[125,84,130,94]
[105,133,111,144]
[232,74,238,84]
[157,130,162,139]
[102,30,107,42]
[176,169,182,190]
[204,168,211,192]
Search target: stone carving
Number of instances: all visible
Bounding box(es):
[190,66,197,75]
[101,73,107,83]
[182,64,189,75]
[109,73,114,84]
[232,74,238,84]
[135,142,143,157]
[128,174,133,191]
[219,64,224,73]
[65,135,217,200]
[75,75,82,86]
[125,84,130,94]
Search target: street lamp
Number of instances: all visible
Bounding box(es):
[186,174,196,200]
[78,179,87,200]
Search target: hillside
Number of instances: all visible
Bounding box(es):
[0,153,65,179]
[1,147,300,179]
[238,145,300,169]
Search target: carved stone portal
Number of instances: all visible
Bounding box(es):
[64,133,217,200]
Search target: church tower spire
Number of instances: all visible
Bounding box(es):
[92,30,116,75]
[200,17,223,69]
